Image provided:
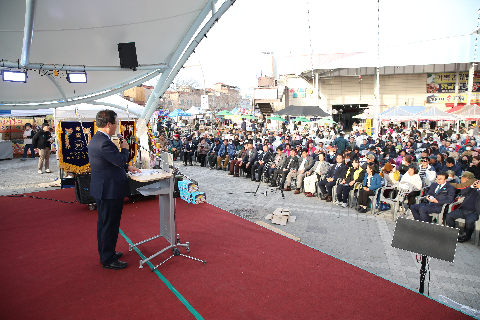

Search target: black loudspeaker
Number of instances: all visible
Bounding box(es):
[74,174,96,204]
[118,42,138,70]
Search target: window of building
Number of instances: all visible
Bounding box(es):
[181,99,184,106]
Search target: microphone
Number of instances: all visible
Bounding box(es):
[117,134,124,143]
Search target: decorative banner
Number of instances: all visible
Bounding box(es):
[366,119,372,136]
[427,72,480,84]
[290,88,295,93]
[427,82,480,93]
[57,121,95,173]
[119,121,137,166]
[426,93,480,104]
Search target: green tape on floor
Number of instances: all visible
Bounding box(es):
[119,229,204,320]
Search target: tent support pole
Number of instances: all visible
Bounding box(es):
[20,0,36,67]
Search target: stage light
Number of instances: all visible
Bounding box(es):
[2,70,27,83]
[66,72,87,83]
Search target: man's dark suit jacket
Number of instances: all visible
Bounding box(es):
[425,182,456,207]
[256,150,272,164]
[88,131,130,200]
[282,155,300,171]
[327,163,348,181]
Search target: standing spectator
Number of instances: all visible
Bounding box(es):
[332,133,348,154]
[32,123,52,174]
[21,123,36,160]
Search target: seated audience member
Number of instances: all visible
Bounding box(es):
[183,136,195,166]
[399,165,423,208]
[356,163,382,213]
[361,154,379,170]
[446,179,480,243]
[216,139,230,170]
[409,172,456,223]
[304,153,330,197]
[272,149,299,190]
[449,171,477,190]
[446,170,460,184]
[466,156,480,179]
[381,162,399,187]
[252,144,272,182]
[458,155,471,172]
[318,154,348,202]
[196,138,209,167]
[207,138,221,169]
[398,155,414,175]
[170,134,182,160]
[429,154,442,172]
[335,158,365,207]
[240,140,258,179]
[418,157,437,187]
[229,146,247,177]
[285,148,314,194]
[267,147,287,186]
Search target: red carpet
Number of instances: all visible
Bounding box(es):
[0,189,471,319]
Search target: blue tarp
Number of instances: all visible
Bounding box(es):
[167,109,191,117]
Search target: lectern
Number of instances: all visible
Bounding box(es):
[128,156,205,270]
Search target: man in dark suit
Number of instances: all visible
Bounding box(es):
[318,154,348,202]
[251,144,272,182]
[88,110,141,270]
[183,136,195,166]
[410,172,456,223]
[241,140,258,179]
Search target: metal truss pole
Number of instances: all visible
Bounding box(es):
[20,0,36,67]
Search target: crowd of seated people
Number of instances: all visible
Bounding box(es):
[157,122,480,244]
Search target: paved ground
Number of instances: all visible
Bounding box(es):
[1,155,479,313]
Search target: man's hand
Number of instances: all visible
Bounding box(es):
[306,172,311,176]
[128,166,141,174]
[349,181,355,186]
[259,161,264,165]
[341,179,346,184]
[300,169,305,174]
[364,187,370,191]
[121,140,129,149]
[291,169,296,173]
[427,196,438,203]
[327,178,334,182]
[246,163,249,168]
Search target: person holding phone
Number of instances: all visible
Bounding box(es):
[32,123,53,174]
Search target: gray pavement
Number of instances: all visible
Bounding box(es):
[1,156,479,313]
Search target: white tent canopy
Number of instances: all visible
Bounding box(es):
[55,95,143,120]
[0,0,235,122]
[415,106,458,120]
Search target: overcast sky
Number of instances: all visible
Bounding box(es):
[169,0,480,91]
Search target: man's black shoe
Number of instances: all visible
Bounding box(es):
[99,252,123,263]
[102,260,128,270]
[256,179,261,182]
[457,235,471,243]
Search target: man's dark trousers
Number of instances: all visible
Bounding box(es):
[318,179,336,196]
[446,209,479,237]
[410,203,443,222]
[96,198,124,264]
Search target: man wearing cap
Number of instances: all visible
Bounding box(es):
[429,154,442,172]
[32,123,53,174]
[449,171,477,189]
[446,178,480,243]
[409,172,456,223]
[361,154,378,170]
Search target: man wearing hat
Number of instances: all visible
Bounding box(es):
[449,171,477,189]
[446,177,480,243]
[361,154,378,170]
[429,154,442,172]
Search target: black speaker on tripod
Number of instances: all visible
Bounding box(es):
[118,42,138,70]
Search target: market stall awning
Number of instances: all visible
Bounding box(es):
[274,105,329,117]
[455,104,480,120]
[415,106,458,120]
[445,104,466,113]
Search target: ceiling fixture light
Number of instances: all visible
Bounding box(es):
[2,70,27,83]
[66,72,87,83]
